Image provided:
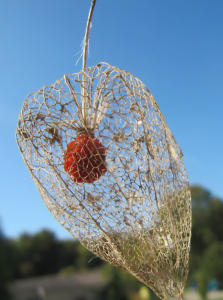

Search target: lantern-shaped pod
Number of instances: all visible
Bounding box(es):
[16,62,191,300]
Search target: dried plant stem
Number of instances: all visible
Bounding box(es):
[82,0,97,127]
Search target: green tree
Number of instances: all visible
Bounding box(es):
[201,241,223,283]
[0,225,17,300]
[97,263,160,300]
[15,229,104,279]
[16,230,72,277]
[188,186,223,299]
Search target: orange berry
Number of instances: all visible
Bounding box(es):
[64,133,107,183]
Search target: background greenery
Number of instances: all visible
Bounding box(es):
[1,185,223,300]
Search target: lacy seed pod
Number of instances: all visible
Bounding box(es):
[16,62,191,300]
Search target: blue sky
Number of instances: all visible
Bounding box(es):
[1,0,223,240]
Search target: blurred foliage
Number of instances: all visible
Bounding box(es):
[0,185,223,300]
[97,263,159,300]
[188,186,223,299]
[16,230,77,277]
[0,225,16,300]
[13,230,104,279]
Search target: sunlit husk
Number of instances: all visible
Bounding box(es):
[16,62,191,300]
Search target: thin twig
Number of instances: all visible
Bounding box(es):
[83,0,97,71]
[82,0,97,126]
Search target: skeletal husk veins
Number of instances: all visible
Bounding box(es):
[16,62,191,300]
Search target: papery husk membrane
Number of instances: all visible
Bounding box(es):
[16,62,191,300]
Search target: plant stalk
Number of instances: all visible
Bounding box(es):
[82,0,97,127]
